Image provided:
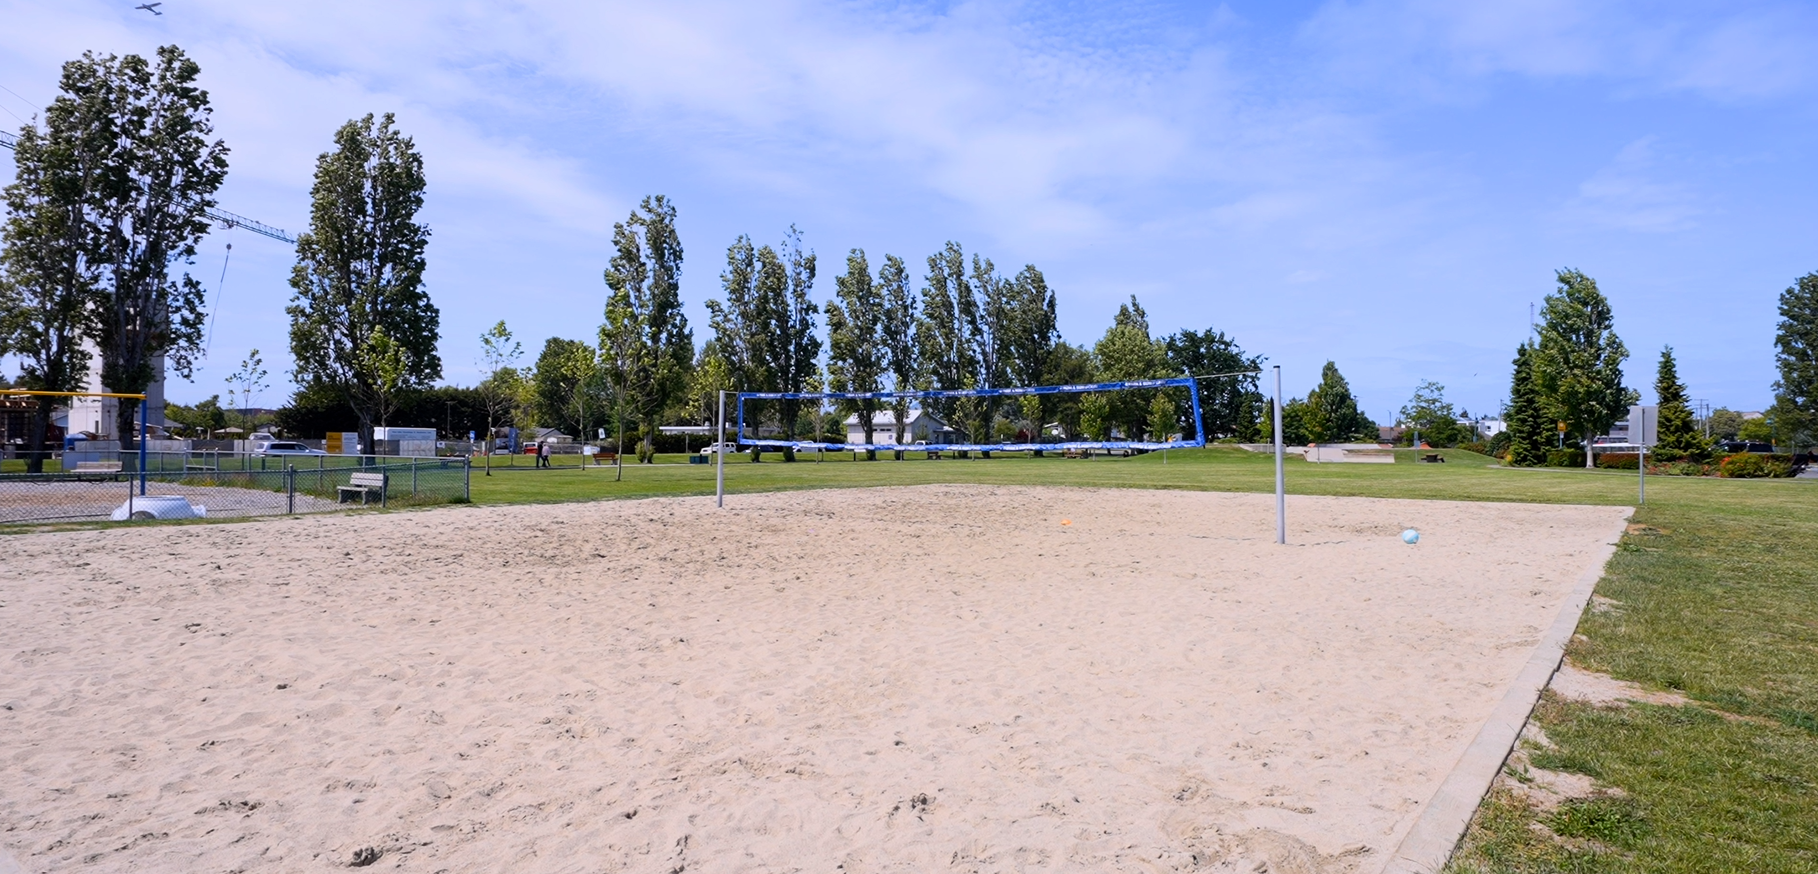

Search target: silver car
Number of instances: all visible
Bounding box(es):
[253,441,327,457]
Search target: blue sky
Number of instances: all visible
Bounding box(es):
[1,0,1813,421]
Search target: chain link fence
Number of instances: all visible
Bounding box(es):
[0,454,470,525]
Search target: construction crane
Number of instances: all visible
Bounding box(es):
[0,128,295,244]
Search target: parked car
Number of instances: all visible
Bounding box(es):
[252,441,327,457]
[699,442,744,455]
[1716,440,1777,454]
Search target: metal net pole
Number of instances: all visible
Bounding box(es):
[716,390,726,508]
[1274,365,1285,545]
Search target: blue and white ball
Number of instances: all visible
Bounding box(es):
[1400,528,1420,545]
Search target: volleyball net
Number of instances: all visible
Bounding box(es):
[732,377,1205,453]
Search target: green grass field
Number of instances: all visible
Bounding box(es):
[468,446,1817,872]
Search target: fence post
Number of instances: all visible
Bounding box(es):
[412,457,418,496]
[287,465,296,515]
[464,456,471,502]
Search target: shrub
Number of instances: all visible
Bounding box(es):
[1659,461,1711,477]
[1456,441,1489,455]
[1720,454,1769,478]
[1487,431,1512,457]
[1597,453,1640,470]
[1546,449,1586,468]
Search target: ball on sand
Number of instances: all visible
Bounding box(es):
[1401,528,1420,545]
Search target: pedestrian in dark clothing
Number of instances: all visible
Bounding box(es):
[537,441,550,468]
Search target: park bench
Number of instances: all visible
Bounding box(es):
[72,460,122,473]
[1420,453,1446,463]
[338,471,387,506]
[1063,448,1087,459]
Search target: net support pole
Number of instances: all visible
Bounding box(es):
[716,390,726,508]
[1273,365,1285,545]
[138,397,149,496]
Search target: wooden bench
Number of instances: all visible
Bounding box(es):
[1420,453,1446,463]
[1063,448,1087,459]
[338,471,387,505]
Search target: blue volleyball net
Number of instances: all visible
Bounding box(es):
[733,377,1205,453]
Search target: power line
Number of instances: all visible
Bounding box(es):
[0,128,296,243]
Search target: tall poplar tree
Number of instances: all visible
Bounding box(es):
[288,113,440,456]
[1534,269,1630,467]
[1774,272,1818,448]
[752,227,818,461]
[914,242,979,426]
[1504,342,1548,466]
[826,248,885,456]
[0,110,103,471]
[600,195,691,463]
[878,255,918,447]
[72,48,230,449]
[706,235,770,432]
[1653,346,1708,460]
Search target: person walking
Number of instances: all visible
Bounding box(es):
[537,440,550,469]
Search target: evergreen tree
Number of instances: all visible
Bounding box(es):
[289,113,440,455]
[1505,342,1549,466]
[1773,272,1818,449]
[1534,269,1630,467]
[1303,361,1374,443]
[1653,346,1708,460]
[599,195,691,463]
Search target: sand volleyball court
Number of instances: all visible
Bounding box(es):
[0,485,1627,873]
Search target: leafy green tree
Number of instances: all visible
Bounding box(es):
[756,227,819,461]
[1303,361,1375,443]
[706,234,770,441]
[223,347,268,431]
[998,264,1060,438]
[529,336,609,441]
[288,113,440,457]
[878,254,918,447]
[1163,328,1263,440]
[1534,269,1631,467]
[1707,408,1744,441]
[1261,396,1312,445]
[60,48,230,450]
[915,242,981,427]
[600,195,691,463]
[1504,342,1549,466]
[1045,341,1095,438]
[1080,392,1111,441]
[1148,391,1177,442]
[0,110,100,470]
[1738,415,1774,443]
[1773,272,1818,450]
[688,343,734,430]
[1653,346,1709,460]
[1397,380,1463,446]
[1093,296,1168,438]
[826,249,885,457]
[164,394,226,436]
[475,320,523,473]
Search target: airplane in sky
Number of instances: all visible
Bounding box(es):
[135,2,162,14]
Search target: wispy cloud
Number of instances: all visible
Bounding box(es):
[1556,138,1701,233]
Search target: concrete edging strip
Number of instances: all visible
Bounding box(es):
[1379,511,1631,874]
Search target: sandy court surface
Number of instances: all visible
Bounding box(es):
[0,485,1628,873]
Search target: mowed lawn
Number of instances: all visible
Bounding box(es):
[471,446,1818,872]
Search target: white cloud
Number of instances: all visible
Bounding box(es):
[1556,137,1701,233]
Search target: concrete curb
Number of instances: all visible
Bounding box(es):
[1378,511,1631,874]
